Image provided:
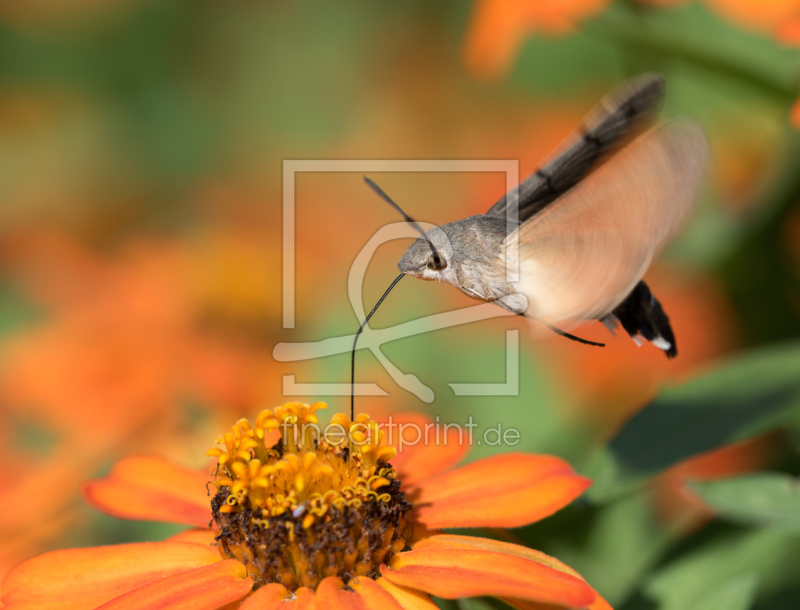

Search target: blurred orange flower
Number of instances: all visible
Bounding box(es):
[654,435,774,530]
[0,452,87,579]
[0,229,287,580]
[775,15,800,43]
[2,405,611,610]
[463,0,612,78]
[0,230,284,432]
[704,0,800,32]
[637,0,800,32]
[789,98,800,129]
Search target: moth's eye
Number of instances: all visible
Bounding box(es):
[427,254,446,271]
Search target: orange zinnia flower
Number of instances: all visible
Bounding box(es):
[2,403,611,610]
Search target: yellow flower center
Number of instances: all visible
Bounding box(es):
[206,402,411,592]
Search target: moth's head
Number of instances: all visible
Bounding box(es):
[398,227,452,279]
[360,176,452,279]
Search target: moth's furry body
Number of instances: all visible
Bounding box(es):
[399,215,522,310]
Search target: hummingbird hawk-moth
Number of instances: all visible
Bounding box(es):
[351,73,708,415]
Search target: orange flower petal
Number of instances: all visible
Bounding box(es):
[414,535,611,610]
[461,0,610,78]
[167,529,218,546]
[238,583,287,609]
[83,455,212,527]
[382,548,594,607]
[381,412,470,486]
[1,541,220,610]
[239,584,314,609]
[408,452,591,528]
[775,17,800,45]
[349,577,405,610]
[95,560,252,610]
[499,600,576,610]
[462,0,529,78]
[404,522,443,547]
[314,577,402,610]
[291,587,315,609]
[706,0,798,32]
[500,596,610,610]
[239,583,311,609]
[313,578,358,610]
[376,577,439,610]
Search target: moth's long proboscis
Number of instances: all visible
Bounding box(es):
[351,272,405,420]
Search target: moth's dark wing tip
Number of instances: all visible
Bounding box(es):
[624,72,666,97]
[632,72,666,91]
[604,72,667,119]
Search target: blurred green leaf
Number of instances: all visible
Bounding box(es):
[69,511,187,549]
[587,342,800,502]
[690,574,759,610]
[569,493,676,606]
[587,3,800,101]
[510,32,620,94]
[718,140,800,347]
[0,1,216,188]
[518,491,678,607]
[0,283,42,336]
[689,473,800,531]
[8,417,59,455]
[645,528,800,610]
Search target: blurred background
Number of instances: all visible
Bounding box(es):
[2,1,800,608]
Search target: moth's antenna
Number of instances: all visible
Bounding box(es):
[351,272,405,422]
[363,176,445,270]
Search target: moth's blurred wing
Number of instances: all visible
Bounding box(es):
[505,118,708,324]
[488,73,666,223]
